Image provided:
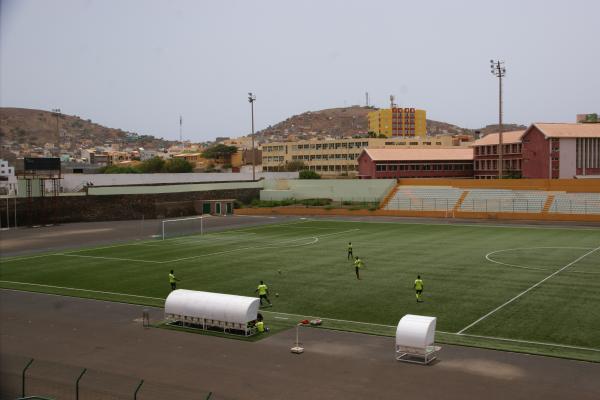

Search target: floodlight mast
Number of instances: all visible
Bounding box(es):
[52,108,61,157]
[248,93,257,181]
[490,60,506,179]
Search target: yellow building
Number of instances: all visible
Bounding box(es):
[368,107,426,138]
[262,135,468,175]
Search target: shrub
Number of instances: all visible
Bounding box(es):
[299,170,321,179]
[163,158,193,173]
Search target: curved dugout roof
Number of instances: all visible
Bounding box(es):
[165,289,260,324]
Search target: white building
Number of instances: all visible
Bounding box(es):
[0,159,17,195]
[140,149,171,161]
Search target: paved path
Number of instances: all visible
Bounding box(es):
[1,290,599,399]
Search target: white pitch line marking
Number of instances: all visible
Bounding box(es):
[1,283,599,353]
[485,246,600,274]
[59,253,164,264]
[458,333,600,353]
[458,245,600,334]
[165,228,358,263]
[0,281,164,300]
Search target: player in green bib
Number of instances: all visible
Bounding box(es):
[255,280,272,306]
[354,256,364,280]
[414,275,424,302]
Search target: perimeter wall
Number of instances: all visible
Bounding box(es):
[0,187,260,227]
[260,179,396,201]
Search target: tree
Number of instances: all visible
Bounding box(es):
[163,158,194,173]
[201,144,238,159]
[299,170,321,179]
[367,131,377,138]
[100,165,139,174]
[138,156,165,173]
[377,133,387,138]
[284,160,306,172]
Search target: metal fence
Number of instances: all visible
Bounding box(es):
[384,197,600,214]
[0,354,229,400]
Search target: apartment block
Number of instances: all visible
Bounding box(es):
[367,107,426,138]
[262,135,463,175]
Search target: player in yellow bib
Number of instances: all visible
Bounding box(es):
[354,256,364,280]
[168,269,180,291]
[255,280,272,307]
[414,275,424,302]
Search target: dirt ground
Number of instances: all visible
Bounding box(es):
[2,215,600,399]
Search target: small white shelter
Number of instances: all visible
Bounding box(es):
[395,314,441,364]
[165,289,260,336]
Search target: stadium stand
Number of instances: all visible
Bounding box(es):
[384,186,464,211]
[382,184,600,216]
[459,189,549,213]
[548,192,600,214]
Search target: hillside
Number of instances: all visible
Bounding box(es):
[256,106,478,142]
[0,107,173,162]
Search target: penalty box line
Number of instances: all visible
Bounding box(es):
[457,245,600,335]
[2,282,599,354]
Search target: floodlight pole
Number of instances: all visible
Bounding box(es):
[490,60,506,179]
[52,108,61,157]
[248,93,256,181]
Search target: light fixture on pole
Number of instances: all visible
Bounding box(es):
[52,108,61,157]
[248,92,256,181]
[490,60,506,179]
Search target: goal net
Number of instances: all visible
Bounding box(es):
[161,216,205,240]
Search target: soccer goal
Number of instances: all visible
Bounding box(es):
[161,216,205,240]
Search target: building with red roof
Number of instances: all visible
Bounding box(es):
[357,148,474,179]
[522,123,600,179]
[472,130,526,179]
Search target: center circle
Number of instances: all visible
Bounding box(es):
[485,246,595,273]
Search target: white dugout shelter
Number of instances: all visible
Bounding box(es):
[395,314,441,364]
[165,289,260,336]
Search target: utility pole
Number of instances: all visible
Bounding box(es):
[52,108,61,157]
[179,115,183,147]
[490,60,506,179]
[248,93,256,181]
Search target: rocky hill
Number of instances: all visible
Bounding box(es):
[0,107,173,162]
[256,106,481,142]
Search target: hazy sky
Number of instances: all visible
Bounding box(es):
[1,0,599,142]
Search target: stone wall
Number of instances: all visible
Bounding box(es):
[0,188,259,227]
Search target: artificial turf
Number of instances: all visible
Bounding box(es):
[1,218,599,361]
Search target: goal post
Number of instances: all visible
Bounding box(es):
[161,216,205,240]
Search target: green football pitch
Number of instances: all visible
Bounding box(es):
[2,218,600,361]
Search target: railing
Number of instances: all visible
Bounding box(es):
[250,196,600,215]
[1,354,224,400]
[385,196,600,215]
[548,200,600,214]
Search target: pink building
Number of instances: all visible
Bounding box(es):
[357,148,474,179]
[522,123,600,179]
[472,130,525,179]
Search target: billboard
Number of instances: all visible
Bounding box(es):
[24,157,61,171]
